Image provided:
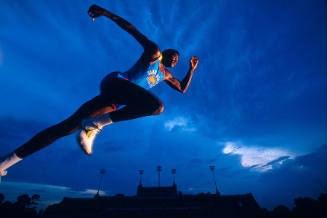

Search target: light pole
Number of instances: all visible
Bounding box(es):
[209,165,219,195]
[96,169,106,197]
[138,169,144,186]
[172,169,176,185]
[157,165,162,187]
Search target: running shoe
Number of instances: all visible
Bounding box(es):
[0,169,7,177]
[76,120,102,155]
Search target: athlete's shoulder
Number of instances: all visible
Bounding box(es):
[144,40,159,50]
[141,40,161,62]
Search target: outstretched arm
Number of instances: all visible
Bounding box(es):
[88,5,159,57]
[165,56,199,94]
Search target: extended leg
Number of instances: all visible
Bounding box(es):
[14,95,114,159]
[0,92,118,176]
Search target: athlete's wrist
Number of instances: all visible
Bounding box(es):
[103,10,114,19]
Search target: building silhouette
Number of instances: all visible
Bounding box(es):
[43,167,263,218]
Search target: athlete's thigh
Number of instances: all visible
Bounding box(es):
[101,79,162,107]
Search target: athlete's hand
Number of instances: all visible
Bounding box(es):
[190,56,199,70]
[88,5,106,20]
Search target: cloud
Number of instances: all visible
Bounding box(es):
[81,189,105,196]
[253,144,327,209]
[221,141,296,172]
[164,116,196,132]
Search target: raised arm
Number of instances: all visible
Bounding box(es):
[88,5,159,58]
[165,56,199,94]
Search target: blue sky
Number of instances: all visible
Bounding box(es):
[0,0,326,210]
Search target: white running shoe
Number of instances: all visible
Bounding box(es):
[77,120,102,155]
[0,170,7,176]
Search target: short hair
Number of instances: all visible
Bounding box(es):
[162,49,179,58]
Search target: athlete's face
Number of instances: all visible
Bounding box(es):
[167,53,179,68]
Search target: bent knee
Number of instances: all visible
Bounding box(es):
[152,102,164,115]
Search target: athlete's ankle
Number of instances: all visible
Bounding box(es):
[82,114,113,129]
[0,152,22,173]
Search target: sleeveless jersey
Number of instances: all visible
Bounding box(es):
[118,55,165,89]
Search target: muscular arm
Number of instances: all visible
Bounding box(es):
[88,5,160,59]
[165,56,199,94]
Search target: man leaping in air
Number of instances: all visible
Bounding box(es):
[0,5,199,177]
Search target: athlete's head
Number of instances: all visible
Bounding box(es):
[162,49,179,68]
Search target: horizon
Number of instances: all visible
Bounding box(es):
[1,178,326,211]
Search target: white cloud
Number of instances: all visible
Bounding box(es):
[81,189,106,196]
[164,117,196,132]
[221,141,296,172]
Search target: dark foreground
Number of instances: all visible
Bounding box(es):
[0,191,326,218]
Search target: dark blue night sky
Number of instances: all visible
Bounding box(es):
[0,0,326,210]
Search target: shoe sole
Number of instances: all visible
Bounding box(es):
[76,131,92,155]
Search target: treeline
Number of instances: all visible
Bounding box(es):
[262,193,327,218]
[0,193,43,218]
[0,193,326,218]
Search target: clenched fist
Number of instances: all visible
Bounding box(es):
[190,56,199,70]
[88,5,106,20]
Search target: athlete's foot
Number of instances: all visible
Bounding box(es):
[0,169,7,177]
[76,120,102,155]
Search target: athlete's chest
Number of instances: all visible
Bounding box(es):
[144,61,165,87]
[126,58,165,89]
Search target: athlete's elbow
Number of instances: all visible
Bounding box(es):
[179,84,188,94]
[181,88,187,94]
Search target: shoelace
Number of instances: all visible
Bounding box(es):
[85,126,101,138]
